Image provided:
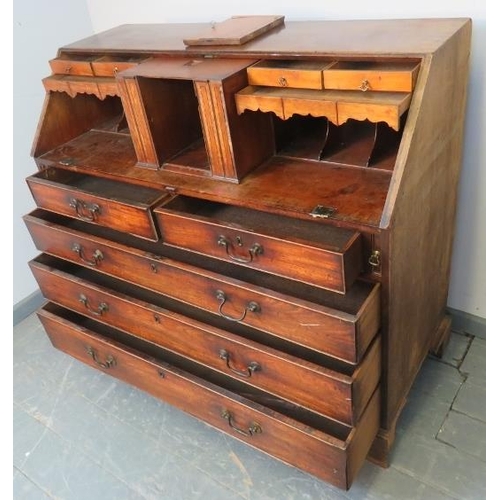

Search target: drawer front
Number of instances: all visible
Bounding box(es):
[24,210,380,364]
[37,302,381,490]
[323,61,420,92]
[49,56,96,76]
[26,168,167,240]
[91,56,149,77]
[155,196,363,294]
[29,254,381,425]
[247,60,334,90]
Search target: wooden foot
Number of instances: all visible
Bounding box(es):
[429,314,452,358]
[367,423,397,468]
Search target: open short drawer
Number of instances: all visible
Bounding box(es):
[154,195,363,294]
[26,167,168,240]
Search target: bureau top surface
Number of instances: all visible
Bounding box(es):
[60,18,471,58]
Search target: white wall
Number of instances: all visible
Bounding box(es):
[13,0,93,305]
[13,1,486,320]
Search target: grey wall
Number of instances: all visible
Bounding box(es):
[13,0,93,305]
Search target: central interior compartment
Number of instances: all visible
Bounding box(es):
[136,77,209,172]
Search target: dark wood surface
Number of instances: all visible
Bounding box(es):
[24,209,380,365]
[24,18,472,489]
[27,168,168,240]
[37,302,381,490]
[60,19,470,57]
[30,253,381,426]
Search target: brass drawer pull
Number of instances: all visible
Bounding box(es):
[219,349,261,378]
[278,76,288,87]
[221,409,262,437]
[85,346,116,369]
[358,79,372,92]
[79,293,109,316]
[217,236,263,263]
[69,198,100,222]
[215,290,260,322]
[71,243,103,266]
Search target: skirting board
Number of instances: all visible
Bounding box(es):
[13,290,486,339]
[13,289,45,326]
[447,307,486,339]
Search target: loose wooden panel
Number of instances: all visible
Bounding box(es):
[183,15,285,46]
[29,254,381,425]
[26,167,168,240]
[24,209,380,364]
[155,195,363,293]
[323,61,420,92]
[247,59,335,89]
[37,302,381,490]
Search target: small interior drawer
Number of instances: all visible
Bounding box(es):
[49,54,98,76]
[26,167,168,240]
[247,59,335,89]
[323,61,420,92]
[37,302,381,490]
[154,195,363,294]
[91,55,150,77]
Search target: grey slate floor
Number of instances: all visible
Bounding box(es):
[13,312,486,499]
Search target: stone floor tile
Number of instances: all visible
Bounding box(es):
[410,358,465,404]
[453,379,486,422]
[13,405,49,469]
[190,432,346,500]
[437,410,486,461]
[20,426,147,500]
[460,338,486,384]
[397,390,451,439]
[13,468,54,500]
[437,331,472,367]
[346,461,457,500]
[391,428,486,499]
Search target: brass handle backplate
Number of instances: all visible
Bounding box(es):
[219,349,261,378]
[358,79,372,92]
[85,346,116,369]
[217,236,263,264]
[79,293,109,316]
[215,290,260,322]
[72,243,103,266]
[69,198,100,222]
[221,409,262,437]
[278,76,288,87]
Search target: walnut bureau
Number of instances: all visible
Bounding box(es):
[23,18,471,490]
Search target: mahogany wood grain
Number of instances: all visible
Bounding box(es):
[183,15,285,46]
[26,168,168,240]
[49,54,96,76]
[378,21,472,428]
[29,254,380,425]
[155,195,363,293]
[37,134,392,230]
[24,209,380,365]
[247,59,336,89]
[59,19,471,57]
[31,92,122,158]
[323,61,420,92]
[37,302,381,490]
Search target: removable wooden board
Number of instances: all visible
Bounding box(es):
[183,15,284,46]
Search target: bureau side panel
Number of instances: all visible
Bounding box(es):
[380,22,472,428]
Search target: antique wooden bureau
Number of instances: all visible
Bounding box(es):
[23,17,471,490]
